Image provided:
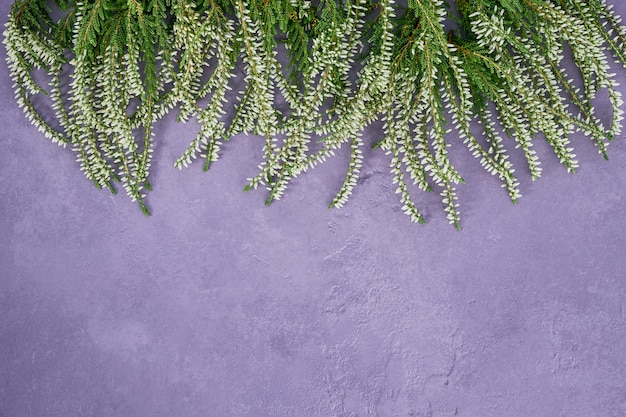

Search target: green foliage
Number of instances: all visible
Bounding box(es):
[4,0,626,227]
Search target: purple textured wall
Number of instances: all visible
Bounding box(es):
[1,2,626,416]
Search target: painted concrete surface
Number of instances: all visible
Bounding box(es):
[1,2,626,416]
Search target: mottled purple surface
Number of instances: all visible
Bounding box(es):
[2,2,626,416]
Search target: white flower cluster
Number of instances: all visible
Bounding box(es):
[172,0,235,171]
[4,13,67,146]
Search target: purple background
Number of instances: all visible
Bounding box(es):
[2,1,626,416]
